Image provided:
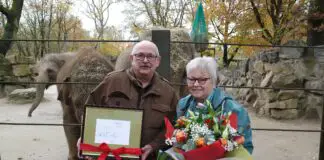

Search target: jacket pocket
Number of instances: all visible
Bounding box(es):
[106,96,132,109]
[147,104,170,128]
[151,104,171,112]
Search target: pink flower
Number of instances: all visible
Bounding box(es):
[196,102,206,109]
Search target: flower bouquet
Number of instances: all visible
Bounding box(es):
[160,100,252,160]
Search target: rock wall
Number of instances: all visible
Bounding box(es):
[219,40,324,120]
[0,54,35,98]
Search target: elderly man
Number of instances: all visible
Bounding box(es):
[83,40,179,160]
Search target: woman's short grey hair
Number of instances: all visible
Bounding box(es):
[131,40,160,56]
[186,56,218,85]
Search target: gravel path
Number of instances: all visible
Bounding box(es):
[0,86,321,160]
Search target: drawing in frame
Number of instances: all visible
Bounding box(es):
[80,105,143,159]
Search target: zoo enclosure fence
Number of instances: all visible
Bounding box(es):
[0,33,324,159]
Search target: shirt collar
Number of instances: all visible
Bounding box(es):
[126,68,162,96]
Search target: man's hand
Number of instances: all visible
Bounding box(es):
[141,144,153,160]
[77,137,81,158]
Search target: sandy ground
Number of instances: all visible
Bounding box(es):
[0,85,321,160]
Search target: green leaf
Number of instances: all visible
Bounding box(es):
[213,119,220,135]
[206,100,215,117]
[188,110,197,120]
[157,151,170,160]
[197,110,203,123]
[222,125,229,139]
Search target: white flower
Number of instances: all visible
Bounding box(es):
[224,140,235,151]
[229,124,238,134]
[190,123,214,142]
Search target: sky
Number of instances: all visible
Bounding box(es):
[71,1,126,37]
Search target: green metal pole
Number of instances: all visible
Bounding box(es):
[319,95,324,159]
[152,30,171,81]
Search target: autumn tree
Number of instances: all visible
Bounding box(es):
[0,0,24,56]
[54,0,75,52]
[200,0,261,67]
[99,25,125,56]
[249,0,308,45]
[15,0,86,59]
[204,1,244,64]
[17,0,55,57]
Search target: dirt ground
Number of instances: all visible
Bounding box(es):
[0,86,321,160]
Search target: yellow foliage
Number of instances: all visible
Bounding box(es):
[200,0,307,60]
[98,42,125,57]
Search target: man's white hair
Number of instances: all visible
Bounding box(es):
[131,40,160,56]
[186,56,218,85]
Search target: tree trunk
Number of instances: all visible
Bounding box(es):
[307,0,324,46]
[0,0,24,56]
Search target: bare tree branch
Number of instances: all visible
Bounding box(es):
[84,0,116,41]
[0,3,10,17]
[123,0,192,30]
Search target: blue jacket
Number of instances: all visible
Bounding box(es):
[177,88,254,154]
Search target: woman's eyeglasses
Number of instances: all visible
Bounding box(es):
[186,77,210,85]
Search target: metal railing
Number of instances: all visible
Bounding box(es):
[0,37,324,158]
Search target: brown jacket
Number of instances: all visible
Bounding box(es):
[85,69,178,154]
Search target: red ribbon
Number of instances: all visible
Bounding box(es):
[80,143,142,160]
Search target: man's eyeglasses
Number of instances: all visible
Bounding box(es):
[133,54,158,61]
[186,77,210,85]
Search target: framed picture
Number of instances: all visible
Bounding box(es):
[80,105,143,159]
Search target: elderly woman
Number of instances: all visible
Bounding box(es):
[177,56,254,154]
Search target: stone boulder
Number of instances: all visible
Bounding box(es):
[313,63,324,79]
[313,45,324,63]
[311,46,324,79]
[260,71,273,87]
[271,73,303,88]
[303,94,323,119]
[0,53,35,98]
[270,109,299,119]
[279,40,306,59]
[0,54,13,77]
[253,60,265,75]
[8,88,37,104]
[12,64,32,77]
[0,54,15,98]
[256,48,280,63]
[305,80,324,95]
[6,54,35,64]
